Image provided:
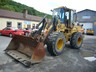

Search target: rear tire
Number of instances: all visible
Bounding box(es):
[46,32,66,56]
[70,32,83,49]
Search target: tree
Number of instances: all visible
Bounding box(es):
[0,0,52,18]
[0,5,15,11]
[0,0,12,6]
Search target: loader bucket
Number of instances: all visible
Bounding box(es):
[5,35,45,67]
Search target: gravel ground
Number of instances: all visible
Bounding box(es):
[0,35,96,72]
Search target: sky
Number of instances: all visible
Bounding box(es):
[13,0,96,14]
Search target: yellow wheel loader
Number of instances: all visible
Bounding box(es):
[5,6,83,67]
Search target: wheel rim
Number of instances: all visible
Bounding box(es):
[77,37,82,46]
[25,33,28,36]
[9,34,12,37]
[57,38,64,51]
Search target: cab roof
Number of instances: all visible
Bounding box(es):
[54,6,75,11]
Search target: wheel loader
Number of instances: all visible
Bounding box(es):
[5,6,83,67]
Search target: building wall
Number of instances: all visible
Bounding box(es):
[76,10,96,35]
[93,22,96,35]
[77,10,96,23]
[0,17,39,30]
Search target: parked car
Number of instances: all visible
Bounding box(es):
[0,27,24,37]
[23,28,39,36]
[23,28,32,36]
[86,28,94,35]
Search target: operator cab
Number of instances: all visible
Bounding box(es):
[53,6,75,27]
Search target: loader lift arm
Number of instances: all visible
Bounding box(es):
[30,15,58,43]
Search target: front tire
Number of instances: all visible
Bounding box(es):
[70,32,83,49]
[46,32,66,56]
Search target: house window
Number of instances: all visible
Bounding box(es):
[27,25,31,29]
[32,24,35,30]
[36,24,39,29]
[17,22,22,29]
[82,16,91,19]
[7,22,12,27]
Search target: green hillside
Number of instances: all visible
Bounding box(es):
[0,0,51,18]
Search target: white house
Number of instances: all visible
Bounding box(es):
[0,9,43,30]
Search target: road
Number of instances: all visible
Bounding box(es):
[0,35,96,72]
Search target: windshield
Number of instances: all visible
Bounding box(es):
[11,27,18,30]
[53,8,65,23]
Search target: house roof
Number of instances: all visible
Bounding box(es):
[0,9,43,22]
[77,9,96,14]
